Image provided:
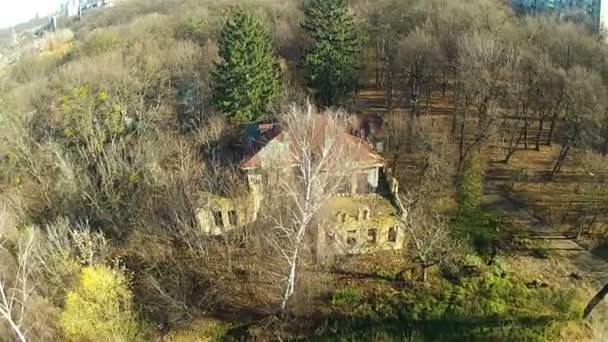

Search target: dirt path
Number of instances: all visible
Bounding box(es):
[483,187,608,341]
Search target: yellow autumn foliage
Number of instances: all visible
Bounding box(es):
[60,265,141,341]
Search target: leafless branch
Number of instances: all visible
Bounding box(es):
[0,206,35,342]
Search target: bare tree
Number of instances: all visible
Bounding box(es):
[529,56,566,150]
[455,32,518,164]
[0,208,35,342]
[32,218,107,305]
[399,27,439,116]
[384,112,410,171]
[551,67,606,178]
[500,56,530,163]
[500,49,563,162]
[265,102,351,316]
[399,202,458,282]
[396,136,459,283]
[365,0,421,109]
[367,8,391,88]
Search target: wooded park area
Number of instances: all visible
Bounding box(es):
[1,0,608,340]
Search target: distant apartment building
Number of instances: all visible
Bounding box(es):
[61,0,81,17]
[61,0,116,17]
[512,0,608,33]
[11,27,17,46]
[82,0,116,11]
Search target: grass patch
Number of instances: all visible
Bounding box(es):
[454,209,535,258]
[163,318,228,342]
[322,271,583,341]
[530,243,551,259]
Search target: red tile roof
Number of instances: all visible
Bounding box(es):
[241,115,384,170]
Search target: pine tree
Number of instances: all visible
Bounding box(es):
[212,8,281,122]
[303,0,360,107]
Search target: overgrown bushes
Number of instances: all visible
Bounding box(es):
[457,153,484,215]
[328,271,582,341]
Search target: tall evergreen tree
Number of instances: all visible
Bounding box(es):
[303,0,360,107]
[212,8,281,122]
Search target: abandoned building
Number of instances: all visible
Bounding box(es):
[196,113,404,258]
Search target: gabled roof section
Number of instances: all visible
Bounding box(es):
[241,115,384,170]
[241,131,291,170]
[335,132,385,166]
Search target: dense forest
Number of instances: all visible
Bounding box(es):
[1,0,608,340]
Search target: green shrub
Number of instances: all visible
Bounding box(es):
[454,210,502,257]
[331,287,365,310]
[454,209,537,258]
[463,253,484,268]
[457,152,484,215]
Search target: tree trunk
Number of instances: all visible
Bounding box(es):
[407,113,415,153]
[386,66,394,110]
[548,112,558,146]
[6,317,27,342]
[279,194,314,317]
[505,127,525,163]
[535,118,544,151]
[451,83,461,134]
[504,111,523,163]
[392,153,399,174]
[410,70,419,115]
[279,247,299,317]
[551,145,570,178]
[584,281,608,319]
[425,84,432,114]
[420,257,429,283]
[375,43,381,87]
[523,116,529,150]
[459,109,467,164]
